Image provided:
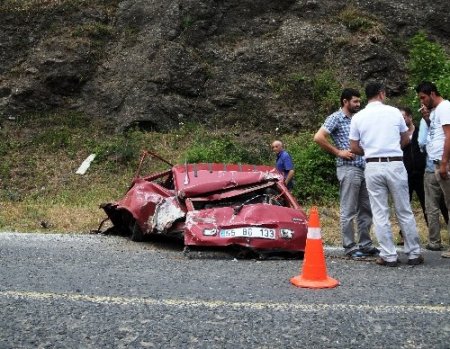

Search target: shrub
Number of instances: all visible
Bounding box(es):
[406,31,450,108]
[408,31,449,86]
[311,70,342,122]
[93,129,144,167]
[338,7,376,33]
[185,135,259,164]
[284,133,338,204]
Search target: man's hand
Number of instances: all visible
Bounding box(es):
[439,161,448,180]
[337,149,355,160]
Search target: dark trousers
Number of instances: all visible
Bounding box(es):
[399,173,448,240]
[408,173,448,225]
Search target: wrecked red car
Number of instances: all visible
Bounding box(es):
[101,151,308,257]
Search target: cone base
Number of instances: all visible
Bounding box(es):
[290,275,339,289]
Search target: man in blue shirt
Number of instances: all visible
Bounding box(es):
[272,140,294,190]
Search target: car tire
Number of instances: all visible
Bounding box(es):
[129,220,144,242]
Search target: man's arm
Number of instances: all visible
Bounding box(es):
[400,131,411,149]
[349,139,364,155]
[439,124,450,179]
[285,169,295,186]
[417,118,429,149]
[314,127,354,160]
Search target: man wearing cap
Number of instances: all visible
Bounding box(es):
[349,82,423,267]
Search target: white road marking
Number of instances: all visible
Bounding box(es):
[1,290,449,314]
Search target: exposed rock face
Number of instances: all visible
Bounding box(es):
[0,0,448,132]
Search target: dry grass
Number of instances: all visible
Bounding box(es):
[2,196,446,250]
[1,113,448,249]
[315,201,449,247]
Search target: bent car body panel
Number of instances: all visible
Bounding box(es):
[184,204,307,251]
[150,197,185,233]
[172,163,283,198]
[108,179,174,233]
[102,158,308,253]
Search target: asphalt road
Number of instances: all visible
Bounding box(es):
[1,232,449,349]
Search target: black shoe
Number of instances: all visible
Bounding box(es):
[407,255,424,266]
[375,257,399,267]
[361,246,380,256]
[346,250,365,260]
[425,244,443,251]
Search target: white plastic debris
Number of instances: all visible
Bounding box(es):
[76,154,96,175]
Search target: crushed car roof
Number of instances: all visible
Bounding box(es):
[172,163,284,197]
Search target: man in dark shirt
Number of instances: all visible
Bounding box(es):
[398,107,427,244]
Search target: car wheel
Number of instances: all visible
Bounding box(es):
[129,220,144,242]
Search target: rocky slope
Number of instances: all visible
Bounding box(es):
[0,0,449,132]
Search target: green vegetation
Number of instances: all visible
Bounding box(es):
[0,110,435,245]
[338,7,383,34]
[1,27,448,246]
[401,31,450,113]
[0,111,338,233]
[186,136,266,164]
[311,69,342,122]
[181,15,195,30]
[408,31,450,88]
[285,133,338,203]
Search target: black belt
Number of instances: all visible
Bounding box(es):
[366,156,403,163]
[433,160,441,165]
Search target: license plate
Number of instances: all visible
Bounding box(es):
[219,227,276,239]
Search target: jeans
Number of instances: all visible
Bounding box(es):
[424,172,449,245]
[365,161,421,262]
[336,166,373,254]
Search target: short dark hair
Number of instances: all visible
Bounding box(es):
[415,81,441,96]
[365,82,385,100]
[340,88,361,107]
[398,106,413,116]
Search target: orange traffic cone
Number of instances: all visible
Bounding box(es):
[290,206,339,289]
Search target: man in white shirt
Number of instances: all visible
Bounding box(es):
[314,88,376,259]
[416,81,450,258]
[418,106,449,251]
[349,82,423,267]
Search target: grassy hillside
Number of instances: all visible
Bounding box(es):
[0,111,276,232]
[0,111,436,247]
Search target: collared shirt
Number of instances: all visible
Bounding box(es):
[349,101,407,158]
[426,99,450,161]
[417,118,435,173]
[276,150,294,189]
[322,108,365,168]
[418,118,428,149]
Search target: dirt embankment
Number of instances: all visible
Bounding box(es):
[0,0,449,132]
